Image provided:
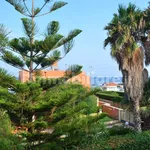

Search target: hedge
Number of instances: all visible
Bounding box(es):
[62,125,150,150]
[96,91,123,102]
[117,132,150,150]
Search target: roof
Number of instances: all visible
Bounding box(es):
[103,82,118,87]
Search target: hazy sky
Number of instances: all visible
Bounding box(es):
[0,0,150,77]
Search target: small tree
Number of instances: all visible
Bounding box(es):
[0,69,104,149]
[1,0,82,80]
[0,109,25,150]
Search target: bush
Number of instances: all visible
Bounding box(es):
[117,133,150,150]
[84,95,98,114]
[0,109,25,150]
[108,126,134,136]
[96,92,123,102]
[33,143,63,150]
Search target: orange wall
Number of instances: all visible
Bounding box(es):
[98,101,106,107]
[102,105,119,119]
[98,100,120,120]
[19,70,90,88]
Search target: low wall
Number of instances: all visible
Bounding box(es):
[98,98,128,109]
[99,101,106,106]
[98,99,134,124]
[102,104,120,119]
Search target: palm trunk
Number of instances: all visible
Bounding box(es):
[132,99,141,132]
[121,49,144,132]
[122,70,130,101]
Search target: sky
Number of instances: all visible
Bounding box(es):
[0,0,150,77]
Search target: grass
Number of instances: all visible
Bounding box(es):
[100,116,113,122]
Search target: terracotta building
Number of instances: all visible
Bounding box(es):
[19,63,90,87]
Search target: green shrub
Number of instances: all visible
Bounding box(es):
[0,109,25,150]
[117,133,150,150]
[108,126,134,136]
[84,95,97,114]
[33,143,63,150]
[96,92,123,102]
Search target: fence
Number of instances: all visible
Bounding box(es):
[119,109,134,125]
[98,99,134,125]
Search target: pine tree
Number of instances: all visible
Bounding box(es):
[0,1,107,149]
[0,109,24,150]
[0,69,104,149]
[1,0,82,81]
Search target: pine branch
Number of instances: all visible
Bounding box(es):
[23,0,32,16]
[0,49,28,72]
[21,18,39,38]
[35,1,68,17]
[5,0,29,16]
[53,29,82,49]
[50,1,68,13]
[35,1,49,16]
[0,58,28,72]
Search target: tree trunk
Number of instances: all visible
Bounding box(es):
[29,0,34,81]
[29,71,33,81]
[121,48,145,132]
[132,99,142,132]
[122,70,130,101]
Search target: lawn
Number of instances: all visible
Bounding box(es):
[100,116,113,122]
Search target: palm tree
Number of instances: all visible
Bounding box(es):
[141,4,150,65]
[104,3,148,132]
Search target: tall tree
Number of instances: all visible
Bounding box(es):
[141,3,150,65]
[0,69,104,149]
[104,3,148,132]
[1,0,82,81]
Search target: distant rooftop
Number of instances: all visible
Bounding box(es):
[103,82,118,87]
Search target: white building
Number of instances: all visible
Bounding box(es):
[101,82,124,92]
